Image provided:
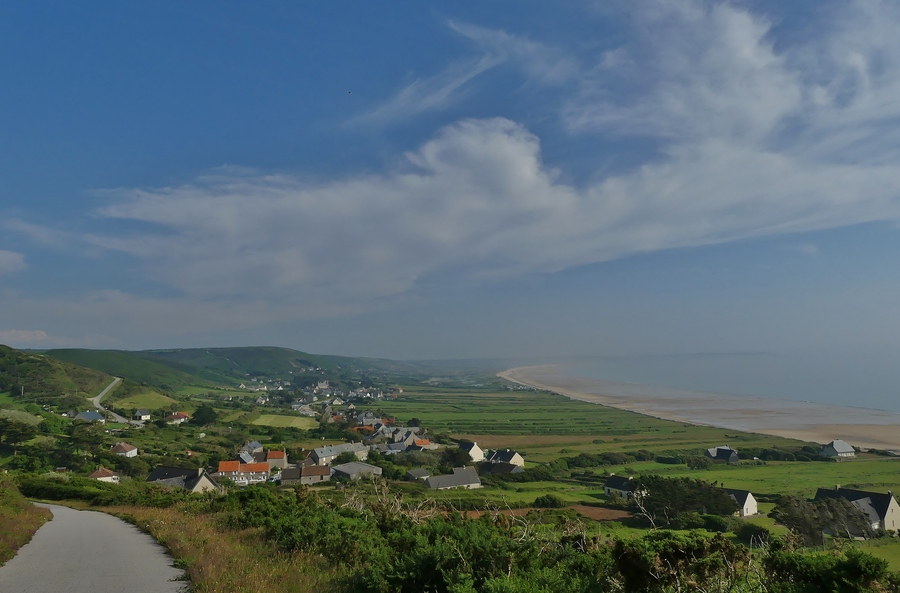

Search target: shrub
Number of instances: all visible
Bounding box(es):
[735,522,771,545]
[533,494,566,509]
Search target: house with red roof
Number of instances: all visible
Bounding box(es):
[88,467,120,483]
[110,442,138,458]
[215,460,269,486]
[167,412,191,425]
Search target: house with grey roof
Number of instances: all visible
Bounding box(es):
[308,442,369,465]
[425,467,482,490]
[147,466,222,494]
[815,486,900,533]
[406,469,431,481]
[133,409,151,421]
[332,461,382,480]
[821,439,856,459]
[724,488,758,516]
[705,446,739,464]
[241,441,264,454]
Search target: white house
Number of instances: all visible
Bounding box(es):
[459,441,485,463]
[88,467,120,483]
[725,488,758,517]
[110,442,138,458]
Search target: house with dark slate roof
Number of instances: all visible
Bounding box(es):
[133,409,151,421]
[147,466,222,494]
[821,439,856,459]
[459,442,484,462]
[426,467,482,490]
[480,462,524,475]
[604,475,635,499]
[406,469,431,481]
[724,488,758,516]
[815,486,900,533]
[705,446,739,464]
[74,410,105,423]
[485,449,525,467]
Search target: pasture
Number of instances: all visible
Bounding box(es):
[113,389,177,411]
[252,414,318,430]
[378,387,808,461]
[601,456,900,498]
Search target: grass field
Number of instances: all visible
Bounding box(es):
[377,387,809,461]
[113,390,177,411]
[252,414,318,430]
[599,456,900,498]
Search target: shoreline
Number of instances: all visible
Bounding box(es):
[498,364,900,451]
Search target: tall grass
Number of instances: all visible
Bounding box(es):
[0,476,51,565]
[105,503,343,593]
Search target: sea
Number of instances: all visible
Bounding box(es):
[546,351,900,415]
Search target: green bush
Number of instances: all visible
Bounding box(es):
[533,494,565,509]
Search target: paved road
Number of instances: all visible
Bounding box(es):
[90,377,128,423]
[0,504,186,593]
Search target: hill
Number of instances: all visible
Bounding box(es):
[0,344,111,405]
[45,349,201,392]
[43,346,434,393]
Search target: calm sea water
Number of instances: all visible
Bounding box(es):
[556,351,900,414]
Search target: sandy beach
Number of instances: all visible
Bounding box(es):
[499,364,900,451]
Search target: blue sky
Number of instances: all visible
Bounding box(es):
[2,1,900,362]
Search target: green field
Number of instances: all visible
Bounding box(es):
[113,389,178,411]
[600,456,900,498]
[251,414,318,429]
[377,387,809,461]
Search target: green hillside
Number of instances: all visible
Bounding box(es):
[44,346,432,393]
[45,349,200,391]
[0,344,111,404]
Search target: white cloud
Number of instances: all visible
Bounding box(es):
[350,54,504,125]
[0,329,50,345]
[352,21,577,125]
[26,0,900,324]
[0,250,26,276]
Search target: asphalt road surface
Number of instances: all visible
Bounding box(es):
[90,377,128,423]
[0,504,186,593]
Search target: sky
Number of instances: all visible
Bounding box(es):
[2,1,900,364]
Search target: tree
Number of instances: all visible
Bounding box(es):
[333,452,358,465]
[408,418,422,427]
[440,447,472,468]
[191,404,218,426]
[771,496,875,546]
[0,419,38,456]
[630,475,737,527]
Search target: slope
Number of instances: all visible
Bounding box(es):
[0,344,111,404]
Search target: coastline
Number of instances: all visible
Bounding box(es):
[498,364,900,451]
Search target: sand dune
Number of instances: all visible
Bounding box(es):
[499,365,900,451]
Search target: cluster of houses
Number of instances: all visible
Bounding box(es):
[459,441,526,475]
[705,440,858,466]
[603,473,899,535]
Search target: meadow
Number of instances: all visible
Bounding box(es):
[252,414,318,430]
[377,386,808,461]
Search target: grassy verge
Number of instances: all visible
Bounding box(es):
[0,477,51,566]
[104,503,343,593]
